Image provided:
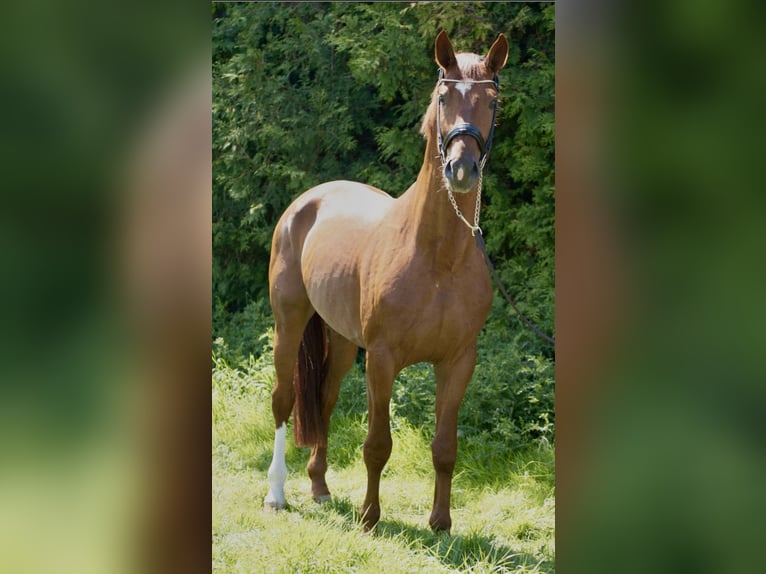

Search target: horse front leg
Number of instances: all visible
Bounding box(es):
[429,345,477,533]
[360,347,395,531]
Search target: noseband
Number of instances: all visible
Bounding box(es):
[435,68,500,169]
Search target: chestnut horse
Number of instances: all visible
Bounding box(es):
[264,31,508,533]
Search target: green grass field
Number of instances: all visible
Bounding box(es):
[212,337,554,573]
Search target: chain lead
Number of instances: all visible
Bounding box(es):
[447,170,483,236]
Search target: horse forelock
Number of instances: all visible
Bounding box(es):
[419,53,490,141]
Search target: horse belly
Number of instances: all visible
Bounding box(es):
[304,271,365,348]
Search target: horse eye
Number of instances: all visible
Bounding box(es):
[438,95,445,104]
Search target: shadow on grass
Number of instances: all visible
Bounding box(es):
[375,518,548,572]
[293,496,549,573]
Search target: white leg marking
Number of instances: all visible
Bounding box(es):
[455,82,472,97]
[264,423,288,509]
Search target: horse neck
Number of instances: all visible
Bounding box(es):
[401,138,479,266]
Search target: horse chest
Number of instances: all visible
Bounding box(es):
[364,269,490,364]
[422,279,481,333]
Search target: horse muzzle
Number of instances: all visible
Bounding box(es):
[444,155,479,193]
[440,123,486,193]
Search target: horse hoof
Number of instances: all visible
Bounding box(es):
[263,499,286,511]
[314,494,332,505]
[361,505,381,532]
[429,515,452,534]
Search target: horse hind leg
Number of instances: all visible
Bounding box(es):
[265,205,324,510]
[263,291,313,511]
[307,329,358,503]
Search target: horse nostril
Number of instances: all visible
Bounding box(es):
[444,160,453,179]
[472,161,479,176]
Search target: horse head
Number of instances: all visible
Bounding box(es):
[433,30,509,194]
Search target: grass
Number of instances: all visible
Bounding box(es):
[212,338,554,573]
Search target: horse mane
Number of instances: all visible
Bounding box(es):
[419,53,487,140]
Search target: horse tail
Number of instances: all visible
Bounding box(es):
[292,312,328,447]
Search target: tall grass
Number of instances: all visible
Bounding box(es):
[212,322,554,573]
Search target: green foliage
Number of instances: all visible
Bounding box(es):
[391,317,554,451]
[213,3,555,449]
[213,3,378,308]
[467,321,555,450]
[212,298,274,366]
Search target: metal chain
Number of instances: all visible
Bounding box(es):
[447,170,483,236]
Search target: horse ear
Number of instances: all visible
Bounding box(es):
[485,33,509,73]
[435,30,456,71]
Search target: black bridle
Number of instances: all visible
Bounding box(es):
[435,68,500,169]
